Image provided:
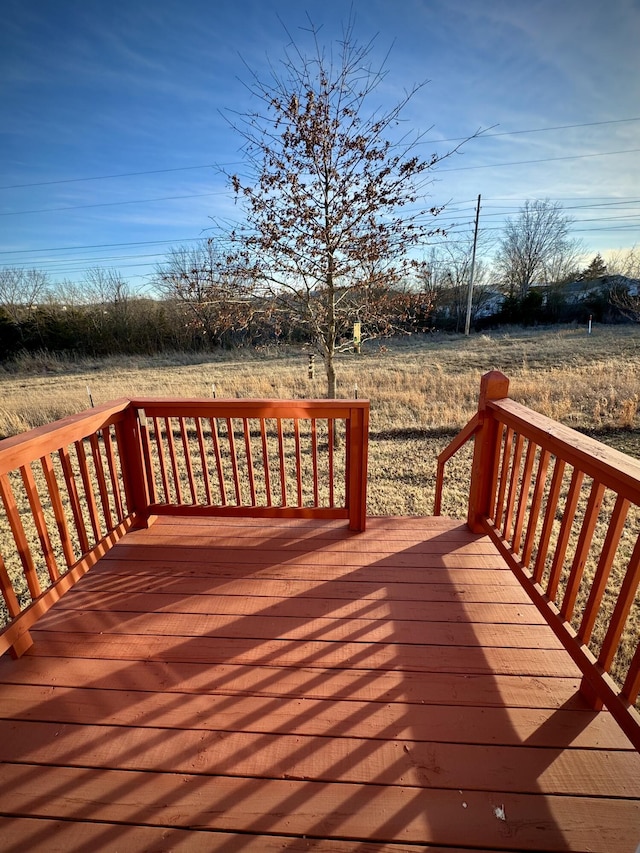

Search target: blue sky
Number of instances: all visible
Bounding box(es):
[1,0,639,290]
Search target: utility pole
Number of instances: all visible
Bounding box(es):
[464,194,481,336]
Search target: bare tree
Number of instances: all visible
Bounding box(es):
[80,268,143,348]
[0,267,49,323]
[427,235,493,332]
[607,246,640,279]
[49,278,91,309]
[495,200,581,298]
[606,246,640,321]
[222,17,470,397]
[83,268,136,310]
[155,240,256,347]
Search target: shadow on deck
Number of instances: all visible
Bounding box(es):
[1,515,638,852]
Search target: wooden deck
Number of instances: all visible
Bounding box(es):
[0,515,638,852]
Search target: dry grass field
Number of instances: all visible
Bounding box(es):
[2,324,640,517]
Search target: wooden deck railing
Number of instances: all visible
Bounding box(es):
[0,399,137,658]
[0,397,369,658]
[131,399,369,528]
[435,370,640,750]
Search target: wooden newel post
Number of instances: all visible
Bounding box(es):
[467,371,510,533]
[119,405,152,528]
[347,404,369,532]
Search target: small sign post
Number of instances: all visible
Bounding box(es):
[353,322,361,354]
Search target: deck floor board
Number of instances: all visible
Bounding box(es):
[0,515,638,852]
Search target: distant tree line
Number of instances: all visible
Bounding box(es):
[0,262,434,361]
[2,242,637,363]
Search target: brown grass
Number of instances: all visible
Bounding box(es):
[3,325,639,517]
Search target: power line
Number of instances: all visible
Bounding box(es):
[0,190,228,218]
[0,164,223,191]
[0,237,204,256]
[3,117,639,192]
[438,148,640,172]
[10,216,639,274]
[432,116,640,143]
[2,173,639,223]
[0,206,640,265]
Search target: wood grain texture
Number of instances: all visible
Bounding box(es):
[0,763,638,852]
[0,515,637,852]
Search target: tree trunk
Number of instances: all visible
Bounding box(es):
[324,246,337,399]
[326,353,337,399]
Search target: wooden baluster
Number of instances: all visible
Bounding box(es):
[226,418,242,505]
[243,418,257,506]
[58,446,90,554]
[559,480,606,621]
[179,417,198,505]
[20,464,59,583]
[486,422,505,521]
[532,458,566,585]
[597,533,640,675]
[164,417,182,505]
[89,433,114,531]
[327,419,335,509]
[102,426,124,522]
[209,418,227,506]
[293,418,303,507]
[0,473,42,600]
[74,439,101,543]
[311,418,319,507]
[578,495,630,645]
[0,551,32,657]
[277,418,287,507]
[622,640,640,706]
[522,448,551,568]
[0,551,23,618]
[512,440,537,555]
[503,432,525,542]
[260,418,272,508]
[40,453,76,568]
[151,416,170,505]
[195,418,213,505]
[137,412,157,506]
[493,428,514,532]
[546,468,584,601]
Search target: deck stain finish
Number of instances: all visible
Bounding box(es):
[0,516,638,852]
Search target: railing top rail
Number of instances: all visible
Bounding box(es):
[489,397,640,502]
[437,412,481,467]
[0,398,131,476]
[131,398,369,417]
[0,397,371,476]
